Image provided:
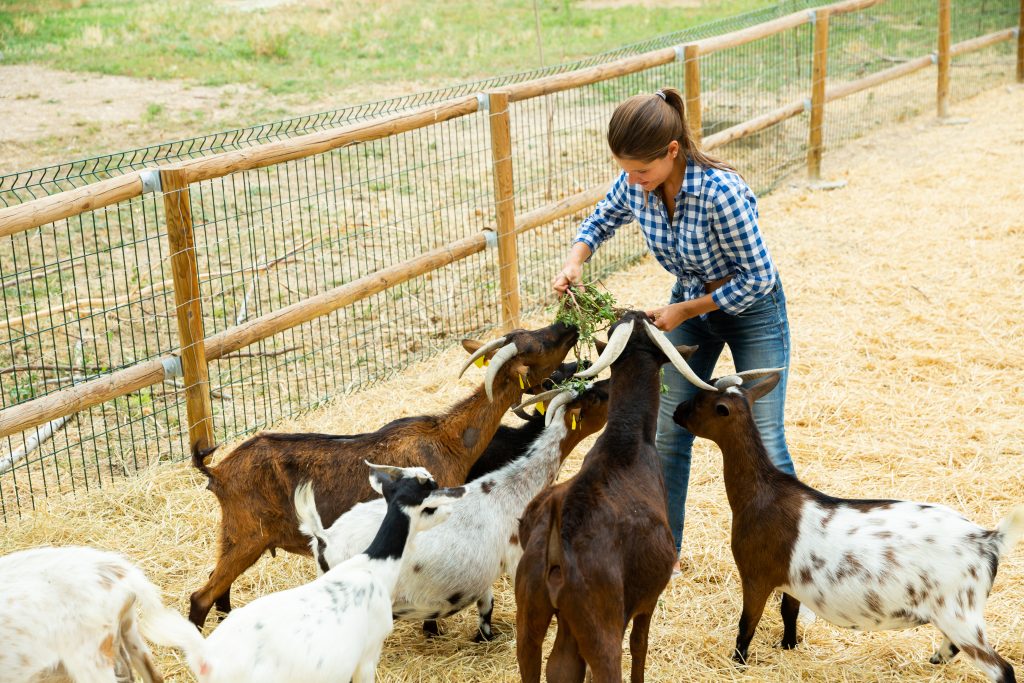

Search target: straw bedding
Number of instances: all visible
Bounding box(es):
[2,83,1022,682]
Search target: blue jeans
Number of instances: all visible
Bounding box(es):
[656,279,795,552]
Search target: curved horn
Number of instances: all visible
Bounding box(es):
[484,342,519,402]
[457,336,507,378]
[512,387,564,412]
[714,375,743,391]
[734,367,786,382]
[642,320,718,392]
[544,390,576,427]
[575,320,634,378]
[512,406,533,420]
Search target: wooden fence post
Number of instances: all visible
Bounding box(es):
[160,168,216,456]
[1017,0,1024,82]
[684,44,702,142]
[487,91,522,332]
[937,0,951,117]
[808,9,830,181]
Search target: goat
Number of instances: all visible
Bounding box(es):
[187,321,578,627]
[0,546,203,683]
[295,380,611,641]
[185,462,465,683]
[672,372,1024,682]
[515,310,716,683]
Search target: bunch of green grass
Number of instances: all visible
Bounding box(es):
[553,280,620,364]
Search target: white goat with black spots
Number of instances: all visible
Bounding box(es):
[187,463,464,683]
[295,382,609,640]
[0,546,203,683]
[673,372,1024,683]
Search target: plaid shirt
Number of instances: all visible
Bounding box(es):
[575,160,777,316]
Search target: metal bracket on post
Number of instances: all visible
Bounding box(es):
[476,93,490,111]
[483,229,499,249]
[161,356,183,380]
[803,98,812,113]
[807,9,817,24]
[673,44,686,62]
[140,170,162,194]
[930,52,939,64]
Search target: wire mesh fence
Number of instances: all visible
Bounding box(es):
[0,0,1018,520]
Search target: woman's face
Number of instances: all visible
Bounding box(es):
[614,141,679,192]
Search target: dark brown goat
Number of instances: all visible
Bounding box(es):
[188,322,578,628]
[515,311,705,683]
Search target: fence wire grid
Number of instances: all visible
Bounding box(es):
[0,0,1018,520]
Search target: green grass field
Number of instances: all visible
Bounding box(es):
[0,0,772,96]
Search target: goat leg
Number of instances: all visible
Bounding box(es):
[473,589,496,642]
[733,581,771,665]
[189,539,266,627]
[628,612,652,683]
[779,593,800,649]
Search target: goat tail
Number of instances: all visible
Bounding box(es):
[294,481,332,575]
[995,505,1024,557]
[190,443,219,479]
[122,561,208,677]
[543,497,570,610]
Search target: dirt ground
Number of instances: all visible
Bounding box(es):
[0,63,446,175]
[1,81,1022,682]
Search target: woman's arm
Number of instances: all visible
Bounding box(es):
[706,179,776,314]
[552,173,634,293]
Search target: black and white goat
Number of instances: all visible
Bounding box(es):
[294,382,610,640]
[673,372,1024,682]
[189,463,464,683]
[0,546,203,683]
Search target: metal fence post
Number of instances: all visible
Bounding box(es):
[684,44,702,142]
[487,91,522,332]
[937,0,952,117]
[160,168,216,456]
[808,10,830,181]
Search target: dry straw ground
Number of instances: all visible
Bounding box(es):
[2,82,1022,682]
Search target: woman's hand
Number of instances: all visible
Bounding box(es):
[552,243,592,295]
[552,262,582,294]
[645,302,691,332]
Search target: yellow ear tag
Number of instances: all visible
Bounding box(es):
[536,401,546,415]
[518,374,525,389]
[474,356,488,368]
[571,414,578,430]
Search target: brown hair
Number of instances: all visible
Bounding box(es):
[606,87,735,173]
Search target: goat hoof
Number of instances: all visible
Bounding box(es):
[422,620,441,638]
[473,628,496,643]
[732,651,749,666]
[777,639,797,650]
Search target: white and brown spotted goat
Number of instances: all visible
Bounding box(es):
[673,372,1024,682]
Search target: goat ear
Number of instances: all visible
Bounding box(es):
[746,373,781,404]
[567,406,582,430]
[594,339,607,353]
[365,461,400,495]
[715,402,731,417]
[675,344,698,360]
[462,339,483,354]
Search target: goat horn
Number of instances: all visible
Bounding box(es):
[484,342,519,402]
[457,336,507,378]
[575,320,634,378]
[512,387,564,412]
[642,320,718,392]
[512,406,533,420]
[734,367,786,382]
[714,375,743,391]
[543,389,577,427]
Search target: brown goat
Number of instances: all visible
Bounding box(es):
[515,311,705,683]
[188,321,578,628]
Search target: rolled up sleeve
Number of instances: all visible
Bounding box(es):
[708,180,777,314]
[574,172,635,254]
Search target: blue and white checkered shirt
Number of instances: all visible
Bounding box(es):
[575,160,778,315]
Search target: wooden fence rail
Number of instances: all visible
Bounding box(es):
[0,0,1018,456]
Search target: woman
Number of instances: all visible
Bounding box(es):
[552,88,795,571]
